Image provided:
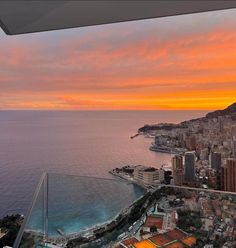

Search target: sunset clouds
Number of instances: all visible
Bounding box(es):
[0,9,236,110]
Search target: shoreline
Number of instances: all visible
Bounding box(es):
[109,169,148,190]
[24,178,147,246]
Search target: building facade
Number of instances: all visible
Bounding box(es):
[210,152,221,170]
[184,152,195,181]
[223,158,236,192]
[133,165,164,187]
[172,155,184,186]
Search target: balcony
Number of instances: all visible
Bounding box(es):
[14,173,145,248]
[14,173,236,248]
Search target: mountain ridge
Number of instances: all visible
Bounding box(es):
[206,102,236,118]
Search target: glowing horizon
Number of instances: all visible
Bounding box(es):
[0,9,236,111]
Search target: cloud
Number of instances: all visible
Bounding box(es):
[0,9,236,110]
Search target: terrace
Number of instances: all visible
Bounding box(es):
[0,2,236,248]
[14,173,145,248]
[13,178,236,247]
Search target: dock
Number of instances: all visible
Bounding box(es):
[130,133,139,139]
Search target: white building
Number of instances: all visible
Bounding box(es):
[133,165,164,187]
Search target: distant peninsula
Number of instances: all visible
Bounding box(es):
[138,102,236,133]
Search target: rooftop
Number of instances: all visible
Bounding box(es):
[165,229,187,240]
[134,239,157,248]
[181,236,197,247]
[121,237,139,247]
[149,234,172,246]
[144,215,164,229]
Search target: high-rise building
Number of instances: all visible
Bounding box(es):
[223,158,236,192]
[209,152,221,170]
[233,140,236,158]
[172,155,184,186]
[184,152,195,181]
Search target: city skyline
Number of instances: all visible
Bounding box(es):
[0,9,236,110]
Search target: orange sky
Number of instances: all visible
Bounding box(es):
[0,9,236,110]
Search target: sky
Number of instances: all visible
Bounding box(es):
[0,9,236,110]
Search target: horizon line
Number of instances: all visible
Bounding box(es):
[0,109,212,112]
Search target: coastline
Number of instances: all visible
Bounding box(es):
[109,169,148,190]
[24,178,147,246]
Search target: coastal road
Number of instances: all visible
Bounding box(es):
[155,184,236,196]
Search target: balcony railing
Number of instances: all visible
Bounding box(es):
[14,173,236,248]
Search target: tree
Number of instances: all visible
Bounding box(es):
[0,215,23,247]
[150,225,157,233]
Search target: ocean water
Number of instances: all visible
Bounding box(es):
[0,110,207,218]
[26,174,146,236]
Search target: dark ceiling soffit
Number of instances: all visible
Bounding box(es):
[0,1,236,35]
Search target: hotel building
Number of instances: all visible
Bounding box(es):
[133,165,164,187]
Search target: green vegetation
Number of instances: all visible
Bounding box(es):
[212,235,227,248]
[150,225,157,233]
[127,192,151,222]
[67,191,153,248]
[177,210,202,232]
[192,234,227,248]
[114,166,134,174]
[138,123,186,133]
[0,214,23,247]
[67,236,90,248]
[68,187,204,248]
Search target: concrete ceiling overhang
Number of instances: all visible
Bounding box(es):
[0,0,236,35]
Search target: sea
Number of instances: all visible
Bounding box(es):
[0,110,207,233]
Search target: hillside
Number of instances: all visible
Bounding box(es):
[138,102,236,133]
[206,102,236,118]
